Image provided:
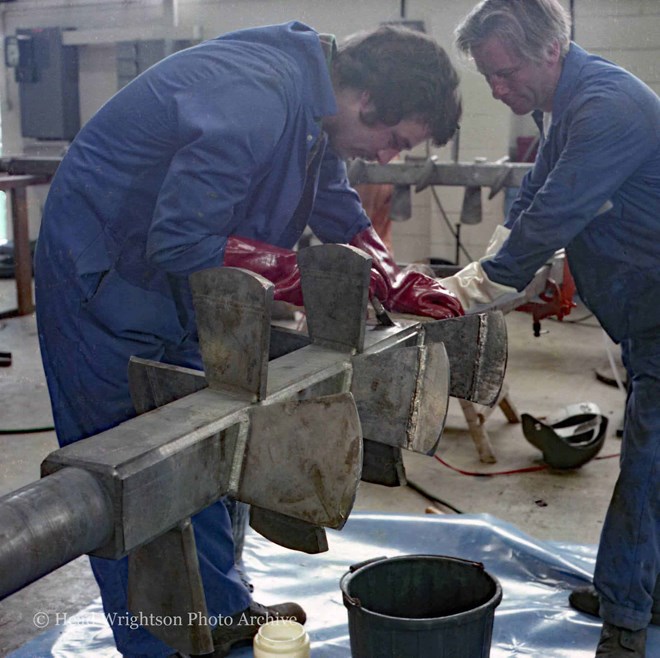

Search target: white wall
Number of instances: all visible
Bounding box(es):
[0,0,657,257]
[575,0,660,95]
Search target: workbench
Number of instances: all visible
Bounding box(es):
[0,173,52,319]
[0,157,59,318]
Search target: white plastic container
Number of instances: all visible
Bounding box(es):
[253,620,310,658]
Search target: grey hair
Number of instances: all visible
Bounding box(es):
[455,0,571,64]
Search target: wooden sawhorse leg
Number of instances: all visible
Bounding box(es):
[459,383,521,464]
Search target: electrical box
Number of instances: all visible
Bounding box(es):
[6,27,80,140]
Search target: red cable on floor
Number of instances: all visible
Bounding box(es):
[434,452,620,477]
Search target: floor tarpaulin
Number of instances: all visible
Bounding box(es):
[10,513,660,657]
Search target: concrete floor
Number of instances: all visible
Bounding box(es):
[0,277,627,655]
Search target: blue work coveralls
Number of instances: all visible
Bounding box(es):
[34,22,369,657]
[483,43,660,631]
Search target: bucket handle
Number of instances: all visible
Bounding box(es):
[348,553,485,573]
[343,591,362,608]
[349,554,486,573]
[342,554,487,608]
[348,556,388,573]
[424,554,487,571]
[342,556,388,609]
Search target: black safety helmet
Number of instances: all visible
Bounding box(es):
[522,402,608,469]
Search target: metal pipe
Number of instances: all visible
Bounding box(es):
[348,161,532,188]
[0,467,113,599]
[455,223,461,265]
[570,0,576,41]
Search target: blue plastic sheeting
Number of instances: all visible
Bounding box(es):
[10,513,660,657]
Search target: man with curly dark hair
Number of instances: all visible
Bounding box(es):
[35,21,463,657]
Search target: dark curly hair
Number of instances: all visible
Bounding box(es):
[333,26,462,147]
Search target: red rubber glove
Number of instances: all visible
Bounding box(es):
[223,236,389,307]
[350,227,464,320]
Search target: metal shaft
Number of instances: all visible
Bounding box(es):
[0,467,113,598]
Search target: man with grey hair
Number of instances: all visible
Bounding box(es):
[445,0,660,656]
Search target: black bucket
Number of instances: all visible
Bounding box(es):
[340,554,502,658]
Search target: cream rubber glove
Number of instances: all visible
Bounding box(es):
[439,225,520,313]
[482,224,511,258]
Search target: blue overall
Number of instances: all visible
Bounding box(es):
[483,44,660,630]
[34,22,369,657]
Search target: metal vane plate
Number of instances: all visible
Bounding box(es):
[361,439,407,487]
[423,311,507,406]
[128,520,213,656]
[298,244,371,353]
[408,341,450,454]
[239,393,362,529]
[189,266,273,400]
[351,342,449,455]
[249,507,328,555]
[129,357,207,414]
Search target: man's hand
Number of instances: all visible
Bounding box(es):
[224,230,465,320]
[439,260,520,313]
[223,236,388,307]
[349,227,464,320]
